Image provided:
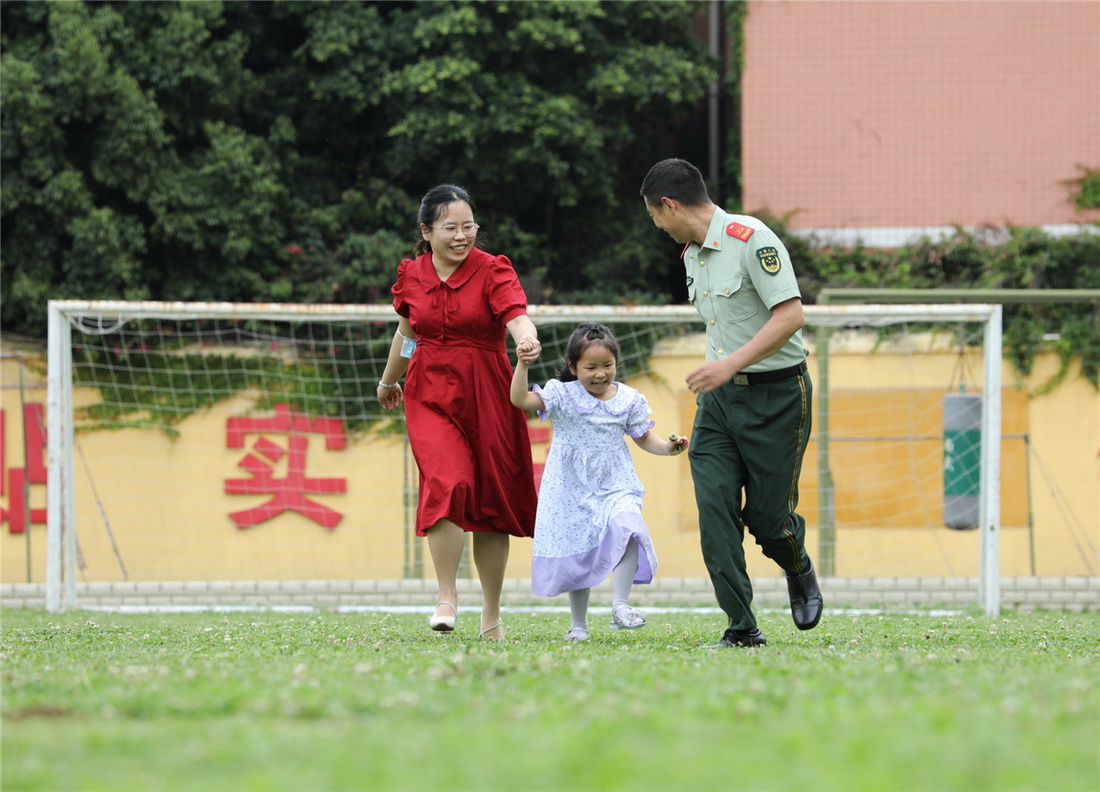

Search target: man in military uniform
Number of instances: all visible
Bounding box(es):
[640,158,823,647]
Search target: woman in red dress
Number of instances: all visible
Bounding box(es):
[377,185,541,641]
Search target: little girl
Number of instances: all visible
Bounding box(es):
[512,323,689,641]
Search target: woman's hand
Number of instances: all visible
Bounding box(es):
[377,383,404,410]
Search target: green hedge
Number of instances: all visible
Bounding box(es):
[765,221,1100,389]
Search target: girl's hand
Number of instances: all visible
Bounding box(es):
[669,433,690,455]
[377,383,403,410]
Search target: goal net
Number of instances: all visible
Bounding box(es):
[41,301,1002,614]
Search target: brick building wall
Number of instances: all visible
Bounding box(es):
[741,0,1100,246]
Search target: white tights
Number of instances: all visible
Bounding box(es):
[568,539,640,629]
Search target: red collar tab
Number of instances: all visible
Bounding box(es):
[680,243,690,259]
[726,222,754,241]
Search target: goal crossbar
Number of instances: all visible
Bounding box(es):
[47,299,999,325]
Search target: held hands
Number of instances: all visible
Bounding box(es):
[668,433,690,456]
[516,335,542,365]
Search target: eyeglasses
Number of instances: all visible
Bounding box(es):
[430,223,479,238]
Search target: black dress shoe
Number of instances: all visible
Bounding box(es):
[787,558,824,630]
[705,627,767,648]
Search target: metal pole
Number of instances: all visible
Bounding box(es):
[1024,434,1036,576]
[814,292,837,575]
[60,310,77,608]
[17,353,31,583]
[979,306,1003,617]
[46,304,64,612]
[818,288,1100,305]
[403,432,421,579]
[816,326,836,575]
[707,0,721,189]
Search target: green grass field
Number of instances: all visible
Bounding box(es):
[2,607,1097,792]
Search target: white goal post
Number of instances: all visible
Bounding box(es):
[44,300,1002,615]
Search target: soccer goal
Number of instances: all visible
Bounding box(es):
[42,300,1002,615]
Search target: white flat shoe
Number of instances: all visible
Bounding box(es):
[429,601,457,632]
[609,605,646,630]
[564,627,589,641]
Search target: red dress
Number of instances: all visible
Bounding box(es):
[392,247,537,538]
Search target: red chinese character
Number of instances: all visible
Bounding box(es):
[225,404,347,530]
[1,405,48,534]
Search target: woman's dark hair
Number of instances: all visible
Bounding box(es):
[639,158,710,208]
[414,184,475,256]
[557,323,621,382]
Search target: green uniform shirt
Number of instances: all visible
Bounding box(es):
[683,208,807,370]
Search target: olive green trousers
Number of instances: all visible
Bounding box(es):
[688,368,813,631]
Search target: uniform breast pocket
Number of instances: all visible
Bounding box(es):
[713,277,759,322]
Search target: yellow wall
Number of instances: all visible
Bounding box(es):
[2,335,1097,584]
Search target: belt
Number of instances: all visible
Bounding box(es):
[731,361,807,386]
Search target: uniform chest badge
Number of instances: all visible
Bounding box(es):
[726,222,754,241]
[756,246,781,274]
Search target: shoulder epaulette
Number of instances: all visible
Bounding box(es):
[726,222,754,241]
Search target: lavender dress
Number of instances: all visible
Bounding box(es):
[530,379,659,597]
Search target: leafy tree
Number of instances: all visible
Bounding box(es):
[2,1,292,331]
[1,0,717,335]
[272,0,717,301]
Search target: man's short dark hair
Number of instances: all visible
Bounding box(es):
[640,158,711,207]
